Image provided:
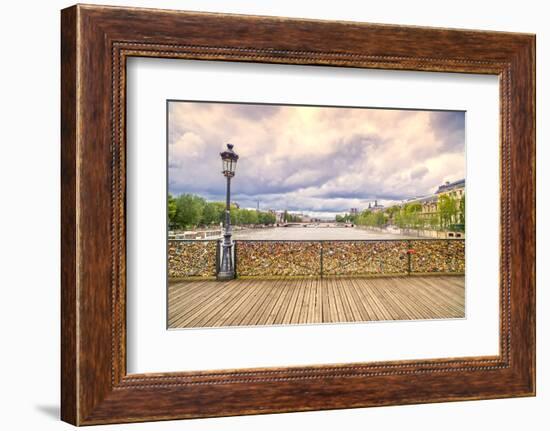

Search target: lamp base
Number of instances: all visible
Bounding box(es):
[216,271,235,281]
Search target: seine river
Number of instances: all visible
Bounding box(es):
[233,226,414,240]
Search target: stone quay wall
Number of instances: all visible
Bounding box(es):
[168,239,465,279]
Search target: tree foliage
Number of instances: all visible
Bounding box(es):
[459,195,465,225]
[201,201,225,225]
[438,194,458,229]
[174,194,206,228]
[169,193,276,229]
[354,210,387,227]
[336,213,355,223]
[381,193,464,231]
[167,194,177,226]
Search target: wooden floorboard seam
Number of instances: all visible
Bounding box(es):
[168,276,465,328]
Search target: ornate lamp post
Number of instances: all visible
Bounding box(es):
[217,143,239,280]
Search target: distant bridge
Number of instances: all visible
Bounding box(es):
[280,222,346,228]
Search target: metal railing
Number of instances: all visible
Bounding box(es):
[168,238,465,279]
[168,229,223,240]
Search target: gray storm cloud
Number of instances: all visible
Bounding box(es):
[168,102,465,215]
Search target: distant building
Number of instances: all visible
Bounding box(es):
[436,179,465,195]
[404,195,438,219]
[368,200,384,212]
[402,179,465,223]
[269,210,285,223]
[350,208,359,215]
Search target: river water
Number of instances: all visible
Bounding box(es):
[232,226,414,240]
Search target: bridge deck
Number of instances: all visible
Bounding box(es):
[168,275,465,329]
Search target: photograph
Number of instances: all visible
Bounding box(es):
[167,101,466,329]
[50,2,536,426]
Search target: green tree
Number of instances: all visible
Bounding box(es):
[384,206,399,223]
[428,215,439,229]
[354,209,387,227]
[288,213,302,222]
[174,194,206,228]
[229,205,241,225]
[459,195,466,225]
[167,194,177,227]
[201,201,224,225]
[374,211,387,226]
[240,209,259,225]
[402,203,422,228]
[282,210,289,223]
[438,194,457,229]
[258,211,275,225]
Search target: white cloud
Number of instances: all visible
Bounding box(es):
[168,102,465,215]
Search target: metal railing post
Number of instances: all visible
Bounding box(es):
[407,239,412,276]
[215,239,220,275]
[447,239,451,273]
[320,241,324,279]
[234,241,238,278]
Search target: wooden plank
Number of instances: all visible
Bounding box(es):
[321,278,330,323]
[359,279,395,321]
[171,282,236,327]
[313,278,323,323]
[248,280,282,326]
[271,279,297,325]
[168,282,225,324]
[368,280,407,320]
[421,277,465,307]
[338,277,363,322]
[304,278,318,324]
[409,281,463,318]
[166,276,465,328]
[279,280,301,325]
[167,281,209,307]
[250,280,281,325]
[204,279,259,327]
[262,278,292,326]
[168,281,220,317]
[226,280,270,327]
[191,280,253,327]
[290,278,307,324]
[329,278,345,323]
[389,277,447,319]
[408,277,464,315]
[347,278,375,321]
[168,282,223,327]
[378,278,424,320]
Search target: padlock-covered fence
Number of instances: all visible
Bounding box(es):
[168,239,465,279]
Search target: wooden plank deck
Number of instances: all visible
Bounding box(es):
[168,275,465,328]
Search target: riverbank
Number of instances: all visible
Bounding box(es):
[232,226,411,240]
[169,225,465,241]
[356,225,465,239]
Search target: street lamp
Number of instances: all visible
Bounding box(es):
[217,143,239,280]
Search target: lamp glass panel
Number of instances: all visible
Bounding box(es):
[222,158,230,172]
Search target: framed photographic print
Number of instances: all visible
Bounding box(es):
[61,4,535,425]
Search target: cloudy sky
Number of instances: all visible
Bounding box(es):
[168,101,465,218]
